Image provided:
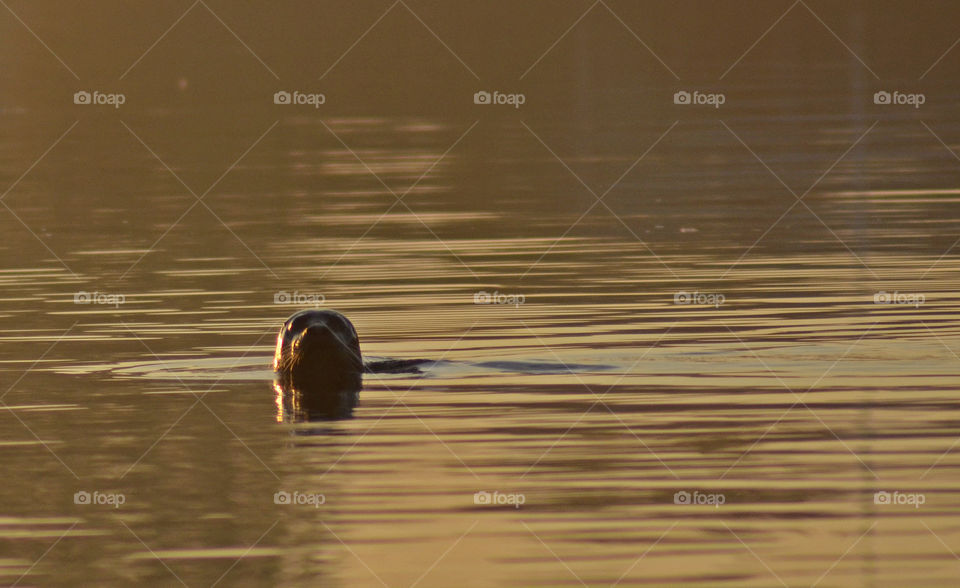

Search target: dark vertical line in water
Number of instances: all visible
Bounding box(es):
[847,4,878,586]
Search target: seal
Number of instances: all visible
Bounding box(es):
[273,310,431,421]
[274,309,363,391]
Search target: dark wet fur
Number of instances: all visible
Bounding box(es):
[364,359,432,374]
[274,310,363,420]
[274,310,426,421]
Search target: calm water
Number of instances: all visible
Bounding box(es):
[4,3,960,587]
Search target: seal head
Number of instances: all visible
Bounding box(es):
[274,309,363,393]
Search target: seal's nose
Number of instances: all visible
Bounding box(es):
[296,323,350,352]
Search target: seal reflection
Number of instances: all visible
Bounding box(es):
[273,379,359,422]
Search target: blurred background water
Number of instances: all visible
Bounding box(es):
[3,1,960,586]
